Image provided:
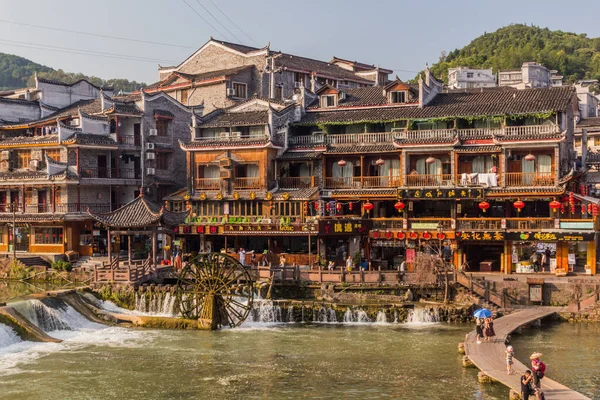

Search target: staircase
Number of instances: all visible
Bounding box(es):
[456,271,515,310]
[72,256,109,272]
[16,256,51,270]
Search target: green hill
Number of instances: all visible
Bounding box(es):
[427,24,600,84]
[0,53,146,92]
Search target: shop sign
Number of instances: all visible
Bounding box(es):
[505,232,595,242]
[224,224,288,232]
[319,219,371,235]
[411,222,439,230]
[456,231,505,241]
[372,240,405,248]
[559,221,594,230]
[398,188,484,200]
[406,249,415,263]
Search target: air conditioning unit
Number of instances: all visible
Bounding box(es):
[146,167,156,175]
[146,143,155,150]
[321,190,333,198]
[219,131,229,138]
[294,82,303,88]
[231,131,241,139]
[219,158,232,168]
[29,159,39,171]
[1,150,10,160]
[146,152,155,160]
[148,128,158,136]
[220,169,232,179]
[226,88,236,96]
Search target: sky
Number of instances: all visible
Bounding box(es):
[1,0,600,85]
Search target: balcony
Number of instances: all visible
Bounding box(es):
[405,174,453,187]
[457,128,503,140]
[324,176,401,189]
[233,177,261,190]
[0,203,112,214]
[288,132,394,146]
[371,218,453,230]
[503,172,554,187]
[195,178,221,190]
[195,132,269,143]
[395,129,455,142]
[503,124,560,138]
[505,218,555,231]
[279,176,314,189]
[118,136,141,146]
[79,168,141,180]
[457,218,503,231]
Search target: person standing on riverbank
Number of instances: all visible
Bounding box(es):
[238,248,246,266]
[484,317,496,342]
[530,353,546,388]
[505,345,515,375]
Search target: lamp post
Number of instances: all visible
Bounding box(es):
[304,220,316,268]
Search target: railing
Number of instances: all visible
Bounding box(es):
[324,177,357,189]
[80,168,116,179]
[503,124,560,137]
[361,176,401,188]
[279,176,315,188]
[503,172,554,186]
[0,203,112,214]
[234,177,262,190]
[395,129,455,141]
[372,218,404,230]
[288,133,325,145]
[195,178,221,190]
[410,218,453,230]
[326,132,395,144]
[505,218,555,231]
[150,135,173,144]
[405,174,453,187]
[456,272,510,309]
[324,176,401,189]
[195,133,269,141]
[457,218,503,231]
[119,169,139,179]
[24,204,51,213]
[118,136,141,146]
[457,128,503,140]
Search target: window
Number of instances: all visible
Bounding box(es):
[390,91,407,104]
[594,136,600,146]
[467,72,474,78]
[35,227,63,245]
[575,138,582,148]
[181,89,188,104]
[275,85,283,100]
[15,150,31,169]
[156,119,169,136]
[54,187,61,204]
[233,82,247,98]
[156,152,170,170]
[293,72,304,85]
[321,95,336,108]
[44,149,61,162]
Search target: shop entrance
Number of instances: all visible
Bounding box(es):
[14,226,29,252]
[462,243,503,272]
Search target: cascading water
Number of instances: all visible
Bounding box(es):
[375,311,387,324]
[0,324,21,348]
[10,298,100,332]
[312,307,338,323]
[342,308,372,323]
[406,307,439,324]
[287,305,295,323]
[249,300,283,323]
[134,292,176,316]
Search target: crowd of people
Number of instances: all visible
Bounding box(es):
[474,316,496,344]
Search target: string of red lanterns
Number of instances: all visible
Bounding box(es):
[478,200,490,213]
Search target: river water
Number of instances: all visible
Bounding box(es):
[0,284,598,399]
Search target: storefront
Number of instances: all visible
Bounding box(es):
[456,231,506,272]
[319,219,371,267]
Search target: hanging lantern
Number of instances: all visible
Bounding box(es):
[336,202,342,211]
[549,200,561,212]
[372,231,380,239]
[375,158,385,166]
[363,201,374,212]
[524,153,536,162]
[397,232,406,240]
[478,201,490,213]
[568,192,575,206]
[560,204,565,214]
[581,204,586,215]
[348,202,353,211]
[385,231,393,239]
[425,156,436,164]
[593,204,598,217]
[513,199,525,212]
[325,202,331,212]
[409,232,418,240]
[314,201,319,211]
[437,232,446,240]
[588,203,593,214]
[394,201,405,212]
[337,159,347,167]
[422,231,432,240]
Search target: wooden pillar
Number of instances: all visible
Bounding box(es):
[107,228,112,264]
[152,227,157,266]
[76,148,80,174]
[504,240,511,275]
[77,186,81,212]
[587,241,596,275]
[51,184,56,213]
[128,235,132,265]
[20,186,25,212]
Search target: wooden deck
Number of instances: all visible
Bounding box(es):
[464,307,590,399]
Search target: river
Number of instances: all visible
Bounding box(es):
[0,284,597,399]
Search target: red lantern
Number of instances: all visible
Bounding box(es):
[372,231,380,239]
[569,192,575,206]
[437,232,446,240]
[593,204,598,217]
[582,204,586,215]
[425,157,436,165]
[337,159,347,167]
[549,200,561,212]
[397,232,406,240]
[524,153,536,162]
[394,201,405,212]
[478,201,490,213]
[385,231,393,239]
[588,203,592,214]
[375,158,385,166]
[348,202,353,211]
[513,199,525,212]
[196,226,203,233]
[336,202,342,211]
[363,201,374,212]
[326,202,331,212]
[409,232,418,240]
[314,201,319,211]
[560,204,565,214]
[422,231,432,240]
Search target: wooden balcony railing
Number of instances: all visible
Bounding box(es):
[195,178,221,190]
[395,129,455,141]
[326,132,394,145]
[118,136,141,146]
[288,133,325,146]
[409,218,453,230]
[372,218,404,230]
[457,218,503,231]
[325,177,357,189]
[405,174,453,187]
[195,132,268,142]
[457,128,503,140]
[324,176,401,189]
[0,203,112,214]
[505,218,555,230]
[234,177,262,190]
[503,124,560,137]
[279,176,315,188]
[503,172,554,186]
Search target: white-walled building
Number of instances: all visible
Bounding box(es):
[447,67,496,89]
[575,81,599,120]
[498,62,552,89]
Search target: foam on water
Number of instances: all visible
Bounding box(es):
[134,292,177,316]
[0,324,21,348]
[405,307,440,326]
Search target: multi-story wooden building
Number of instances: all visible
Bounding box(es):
[0,77,196,258]
[148,38,391,112]
[170,66,596,274]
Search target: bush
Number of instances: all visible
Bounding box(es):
[51,260,72,272]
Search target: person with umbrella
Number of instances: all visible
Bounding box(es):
[474,308,491,344]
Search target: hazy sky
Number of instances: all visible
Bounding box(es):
[1,0,599,85]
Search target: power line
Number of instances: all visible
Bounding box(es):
[180,0,231,41]
[0,19,197,49]
[0,39,179,64]
[207,0,259,46]
[194,0,243,43]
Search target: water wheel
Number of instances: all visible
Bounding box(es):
[175,252,253,330]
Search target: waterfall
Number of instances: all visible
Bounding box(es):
[312,307,338,323]
[135,293,146,313]
[0,324,21,348]
[287,305,295,322]
[406,307,439,324]
[249,300,283,323]
[161,293,176,316]
[134,292,176,316]
[342,308,372,323]
[10,299,100,332]
[375,311,387,324]
[328,308,337,323]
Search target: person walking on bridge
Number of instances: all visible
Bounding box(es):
[530,353,546,388]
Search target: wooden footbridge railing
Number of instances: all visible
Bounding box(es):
[463,307,590,399]
[457,272,513,309]
[93,256,157,284]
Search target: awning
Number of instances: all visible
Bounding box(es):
[570,192,600,205]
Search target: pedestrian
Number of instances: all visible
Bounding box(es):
[540,250,547,273]
[251,251,257,267]
[484,316,496,342]
[238,248,246,266]
[346,255,353,272]
[279,254,286,268]
[328,260,335,271]
[400,260,407,273]
[530,251,539,273]
[530,352,546,388]
[475,318,484,344]
[505,345,515,375]
[521,370,535,400]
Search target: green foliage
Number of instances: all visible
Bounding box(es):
[6,260,32,280]
[0,52,146,92]
[51,260,72,272]
[423,24,600,84]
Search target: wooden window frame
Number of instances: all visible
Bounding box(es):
[156,119,169,137]
[232,82,247,99]
[15,150,31,169]
[156,152,170,170]
[389,90,407,104]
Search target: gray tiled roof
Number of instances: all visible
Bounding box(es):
[325,144,398,154]
[309,85,419,109]
[63,133,118,146]
[275,53,373,83]
[277,151,324,160]
[180,137,271,149]
[272,187,320,200]
[198,110,268,128]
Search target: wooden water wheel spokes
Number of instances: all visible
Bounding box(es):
[176,252,253,329]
